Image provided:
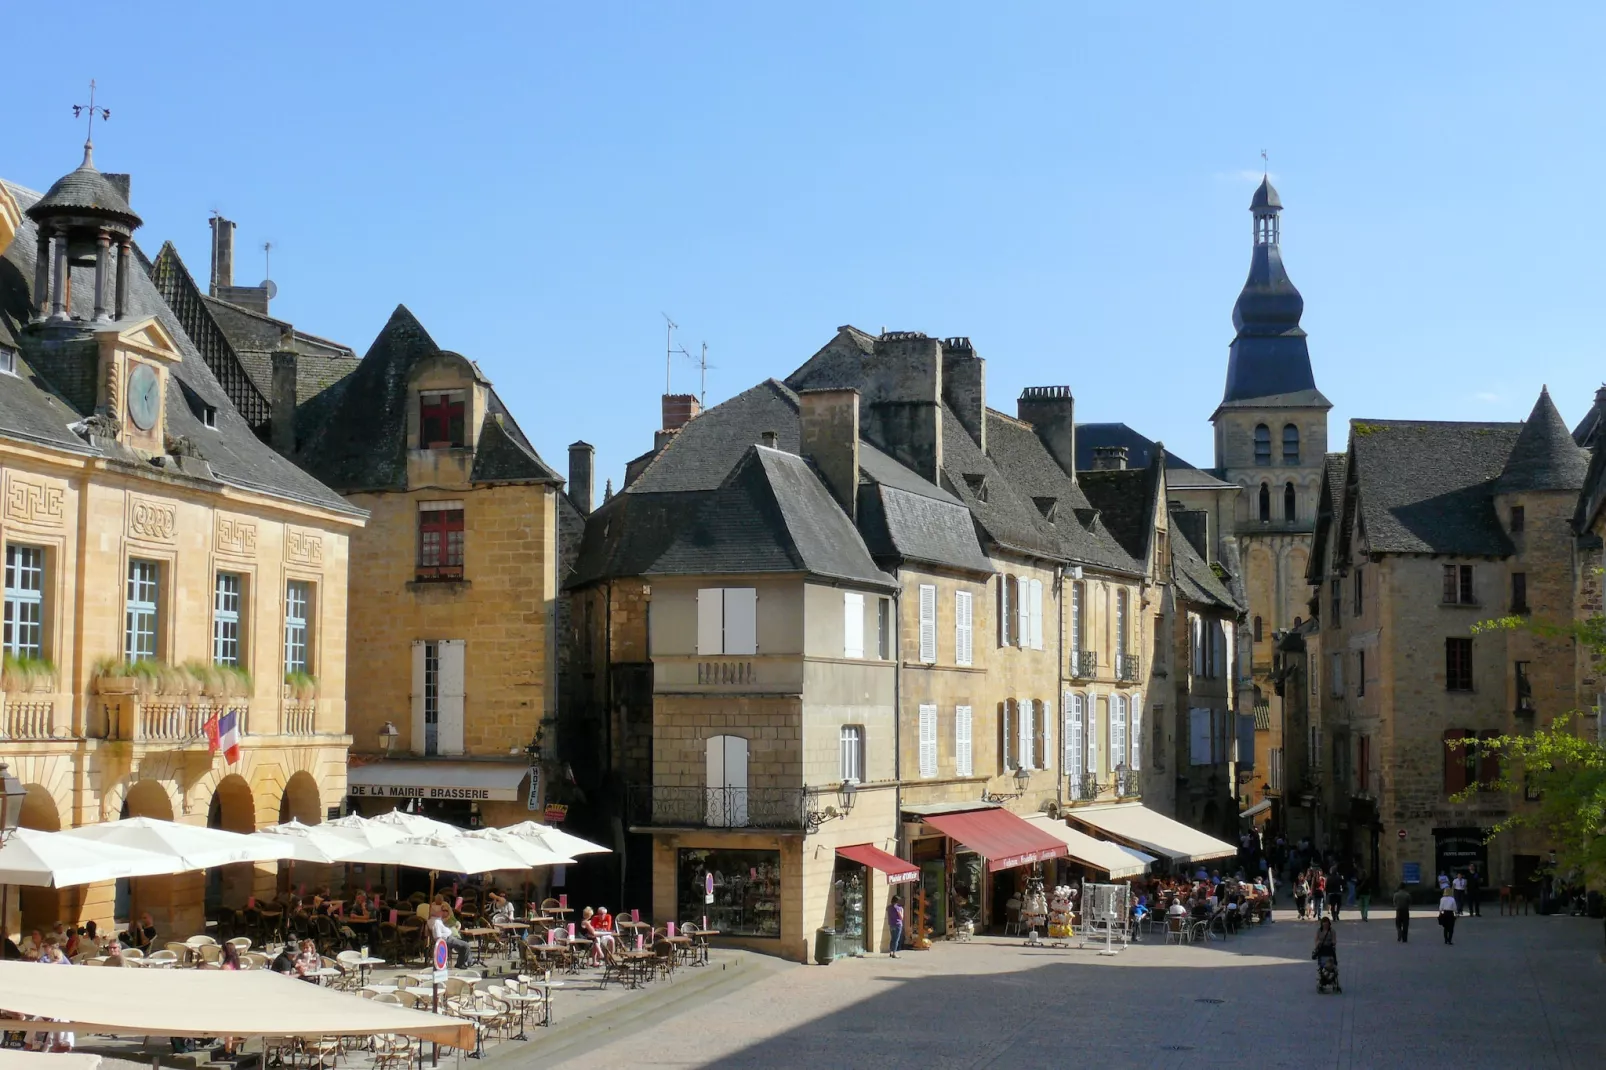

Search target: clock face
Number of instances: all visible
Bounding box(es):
[127,364,160,432]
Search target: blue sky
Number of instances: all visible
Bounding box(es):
[8,3,1603,485]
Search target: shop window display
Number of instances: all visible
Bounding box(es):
[832,862,867,956]
[953,852,983,934]
[677,848,781,938]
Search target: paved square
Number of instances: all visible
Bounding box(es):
[542,910,1606,1069]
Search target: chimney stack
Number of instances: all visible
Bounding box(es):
[1091,445,1129,471]
[269,336,298,456]
[799,389,860,520]
[861,332,943,483]
[760,430,779,449]
[662,393,700,433]
[940,337,986,453]
[1016,386,1076,482]
[209,216,235,296]
[568,441,595,515]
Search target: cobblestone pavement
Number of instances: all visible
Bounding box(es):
[545,909,1606,1069]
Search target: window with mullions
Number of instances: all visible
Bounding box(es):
[3,546,45,659]
[125,560,159,662]
[420,392,466,448]
[284,581,312,675]
[424,639,440,756]
[418,503,465,580]
[1254,424,1271,465]
[213,572,244,667]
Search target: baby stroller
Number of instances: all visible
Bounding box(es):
[1315,954,1341,994]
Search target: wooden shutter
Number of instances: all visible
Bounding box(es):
[1028,579,1044,650]
[1110,694,1126,769]
[843,592,865,659]
[1036,699,1051,769]
[437,639,466,755]
[955,591,973,667]
[1018,699,1033,771]
[1085,697,1099,774]
[955,705,973,777]
[998,576,1011,646]
[1189,708,1211,766]
[1064,692,1082,773]
[410,640,427,756]
[1477,730,1500,788]
[1444,729,1468,795]
[919,704,938,778]
[998,700,1012,772]
[1129,698,1142,771]
[918,584,937,663]
[706,735,750,827]
[724,588,757,655]
[697,589,724,655]
[1017,577,1030,649]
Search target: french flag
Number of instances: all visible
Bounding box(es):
[206,710,242,765]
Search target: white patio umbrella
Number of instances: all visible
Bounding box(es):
[497,820,611,858]
[365,809,463,841]
[0,827,182,887]
[59,816,293,870]
[244,821,352,865]
[460,828,576,868]
[343,834,530,876]
[319,814,412,851]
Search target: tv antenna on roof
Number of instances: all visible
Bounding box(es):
[261,242,277,300]
[690,341,715,409]
[661,312,689,394]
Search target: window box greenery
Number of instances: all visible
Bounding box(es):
[1,654,57,694]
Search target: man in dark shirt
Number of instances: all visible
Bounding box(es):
[270,947,297,975]
[1392,883,1413,943]
[0,929,21,961]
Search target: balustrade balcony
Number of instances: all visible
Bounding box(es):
[628,785,808,830]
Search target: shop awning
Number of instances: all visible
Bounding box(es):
[1024,815,1155,880]
[1239,799,1273,820]
[837,843,920,885]
[920,807,1069,873]
[0,960,475,1048]
[347,761,530,803]
[1066,803,1237,864]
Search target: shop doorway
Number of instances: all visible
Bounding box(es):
[1434,827,1488,883]
[831,860,868,956]
[918,860,947,939]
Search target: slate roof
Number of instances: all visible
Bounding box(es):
[0,178,358,516]
[1571,386,1606,448]
[1344,419,1521,557]
[1495,388,1589,494]
[292,305,559,492]
[628,380,801,494]
[1171,526,1241,612]
[566,490,709,589]
[1250,176,1282,211]
[26,151,140,226]
[1306,452,1348,583]
[1077,467,1154,564]
[648,446,896,590]
[857,443,992,575]
[1074,422,1208,475]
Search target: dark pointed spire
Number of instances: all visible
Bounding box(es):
[1497,386,1590,493]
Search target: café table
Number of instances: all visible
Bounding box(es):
[351,953,387,985]
[618,949,655,988]
[310,966,343,986]
[460,927,498,966]
[688,928,719,966]
[502,980,560,1037]
[362,984,398,996]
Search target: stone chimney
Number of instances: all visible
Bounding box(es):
[760,430,779,449]
[1091,445,1129,471]
[1016,385,1075,482]
[800,389,860,520]
[209,216,235,296]
[861,332,943,484]
[269,341,298,456]
[567,441,594,515]
[1169,504,1211,562]
[940,337,985,453]
[662,393,700,433]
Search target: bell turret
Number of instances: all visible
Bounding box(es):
[25,142,142,323]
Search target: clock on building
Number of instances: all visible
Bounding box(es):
[127,363,160,431]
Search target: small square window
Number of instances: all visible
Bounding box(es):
[201,404,217,429]
[0,347,16,375]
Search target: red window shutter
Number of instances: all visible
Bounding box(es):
[1477,729,1501,788]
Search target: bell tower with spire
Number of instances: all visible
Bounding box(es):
[1210,177,1332,783]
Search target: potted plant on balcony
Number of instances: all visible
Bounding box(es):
[1,654,57,694]
[284,670,318,702]
[183,660,253,700]
[91,657,186,698]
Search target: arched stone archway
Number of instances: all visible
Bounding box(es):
[207,775,256,911]
[17,786,63,932]
[122,778,175,821]
[278,771,327,897]
[118,779,178,932]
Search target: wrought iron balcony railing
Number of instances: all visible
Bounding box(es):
[1115,768,1141,797]
[1068,772,1100,801]
[1116,654,1142,683]
[627,785,807,830]
[1069,650,1098,679]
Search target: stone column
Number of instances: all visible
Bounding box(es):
[32,229,50,321]
[93,231,110,321]
[115,240,131,320]
[50,228,69,320]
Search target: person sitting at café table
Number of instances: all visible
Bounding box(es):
[269,946,296,975]
[0,929,23,961]
[18,929,44,959]
[293,939,322,982]
[580,907,614,964]
[102,942,126,967]
[487,891,515,924]
[120,913,157,952]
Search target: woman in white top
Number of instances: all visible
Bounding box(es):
[1437,889,1459,945]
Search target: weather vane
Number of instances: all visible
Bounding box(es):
[1260,148,1268,174]
[73,79,110,159]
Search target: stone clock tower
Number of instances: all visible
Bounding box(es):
[1211,178,1331,790]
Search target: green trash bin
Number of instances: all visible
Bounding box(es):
[814,927,836,965]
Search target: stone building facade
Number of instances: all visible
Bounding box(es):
[1307,391,1589,891]
[0,155,362,935]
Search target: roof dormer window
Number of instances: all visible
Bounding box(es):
[201,403,217,429]
[1033,496,1058,521]
[420,391,465,449]
[963,473,988,502]
[0,346,15,376]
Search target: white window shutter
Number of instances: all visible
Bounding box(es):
[998,576,1010,646]
[410,640,427,756]
[1085,696,1099,774]
[1018,699,1033,771]
[1039,698,1053,769]
[1029,579,1044,650]
[843,592,865,659]
[1110,694,1126,770]
[437,639,466,755]
[1000,700,1014,771]
[1130,697,1143,771]
[1017,577,1030,649]
[697,589,724,655]
[919,584,937,664]
[955,591,973,667]
[1190,708,1211,765]
[1064,691,1081,773]
[723,588,757,655]
[955,705,973,777]
[919,704,937,778]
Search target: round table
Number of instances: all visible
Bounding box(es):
[351,955,387,984]
[362,984,398,996]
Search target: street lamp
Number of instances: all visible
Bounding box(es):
[1012,765,1031,793]
[0,762,26,842]
[377,721,399,756]
[837,778,858,816]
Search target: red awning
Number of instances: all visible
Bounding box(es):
[837,843,920,885]
[921,808,1070,873]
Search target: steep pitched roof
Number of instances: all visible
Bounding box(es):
[0,179,358,516]
[566,490,708,589]
[1345,419,1520,557]
[1171,521,1241,612]
[857,443,992,575]
[648,446,895,589]
[1495,388,1589,494]
[1306,452,1348,583]
[1074,422,1206,475]
[1076,467,1154,564]
[1572,386,1606,449]
[292,306,557,492]
[627,380,801,494]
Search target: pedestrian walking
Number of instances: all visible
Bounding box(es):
[886,896,905,958]
[1358,872,1371,922]
[1294,874,1310,920]
[1393,883,1412,943]
[1438,887,1458,944]
[1467,864,1482,917]
[1311,871,1326,920]
[1452,871,1468,915]
[1329,883,1342,922]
